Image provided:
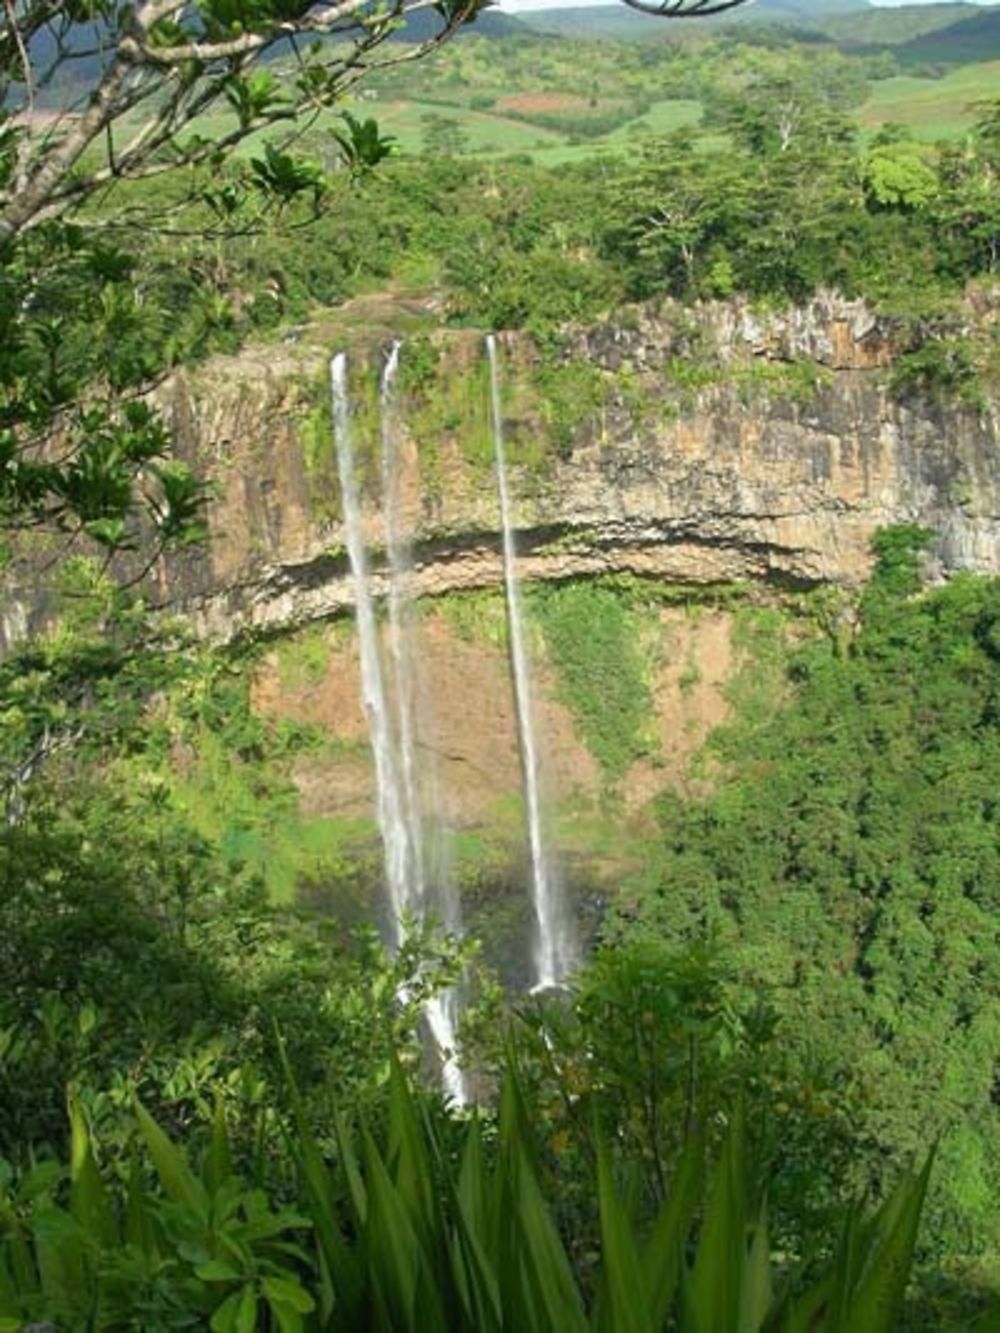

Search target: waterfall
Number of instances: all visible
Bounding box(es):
[330,353,409,924]
[381,342,425,904]
[331,350,466,1104]
[379,345,466,1106]
[486,335,574,991]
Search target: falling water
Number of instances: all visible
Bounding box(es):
[379,345,466,1105]
[487,335,574,990]
[380,343,425,902]
[332,350,466,1103]
[330,353,409,923]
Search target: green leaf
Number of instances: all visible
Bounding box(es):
[739,1203,772,1333]
[197,1258,242,1282]
[687,1108,747,1333]
[641,1131,703,1329]
[277,1033,363,1318]
[361,1123,424,1330]
[449,1116,502,1333]
[594,1138,654,1333]
[125,1145,156,1260]
[505,1146,588,1333]
[211,1282,257,1333]
[387,1050,437,1247]
[334,1109,367,1230]
[133,1096,207,1214]
[261,1274,315,1313]
[68,1094,117,1249]
[204,1098,234,1194]
[845,1151,934,1333]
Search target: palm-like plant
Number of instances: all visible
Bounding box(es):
[0,1058,931,1331]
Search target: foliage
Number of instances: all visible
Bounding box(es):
[0,1051,932,1332]
[888,335,985,407]
[0,0,489,246]
[531,580,656,785]
[0,607,468,1159]
[0,224,215,558]
[333,114,399,180]
[606,532,1000,1280]
[863,141,940,212]
[0,759,467,1160]
[531,360,608,455]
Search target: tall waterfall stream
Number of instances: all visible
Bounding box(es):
[331,350,465,1103]
[487,336,575,992]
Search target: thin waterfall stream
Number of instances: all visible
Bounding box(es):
[332,349,466,1104]
[487,335,575,990]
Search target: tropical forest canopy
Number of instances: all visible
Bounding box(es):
[1,2,999,1329]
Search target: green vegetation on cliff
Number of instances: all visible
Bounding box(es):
[531,580,657,785]
[610,529,1000,1294]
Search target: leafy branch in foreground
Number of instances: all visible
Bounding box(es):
[0,0,492,247]
[0,1054,931,1331]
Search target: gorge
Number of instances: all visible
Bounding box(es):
[3,290,999,978]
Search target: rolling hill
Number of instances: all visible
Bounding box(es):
[895,6,1000,64]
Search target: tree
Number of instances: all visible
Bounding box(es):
[863,140,940,212]
[0,0,754,562]
[612,130,753,297]
[0,0,490,247]
[0,0,491,566]
[421,111,470,158]
[0,0,753,246]
[936,101,1000,275]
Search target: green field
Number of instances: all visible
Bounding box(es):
[362,65,993,157]
[149,92,705,165]
[856,59,1000,140]
[373,99,565,154]
[372,95,703,163]
[109,24,999,171]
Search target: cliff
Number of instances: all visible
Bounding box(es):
[3,290,998,651]
[146,289,1000,643]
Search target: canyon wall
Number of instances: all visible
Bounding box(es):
[145,289,1000,643]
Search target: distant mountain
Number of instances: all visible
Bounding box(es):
[393,6,533,40]
[23,5,531,108]
[514,6,655,39]
[517,0,869,40]
[894,6,1000,63]
[816,2,986,47]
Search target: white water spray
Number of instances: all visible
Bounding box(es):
[332,350,466,1104]
[487,335,575,990]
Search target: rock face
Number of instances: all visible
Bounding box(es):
[4,290,996,654]
[140,290,1000,644]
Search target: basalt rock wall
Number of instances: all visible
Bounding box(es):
[3,290,998,653]
[158,290,1000,643]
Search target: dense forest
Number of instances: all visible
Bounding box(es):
[2,2,999,1329]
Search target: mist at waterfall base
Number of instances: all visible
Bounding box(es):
[329,339,577,1097]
